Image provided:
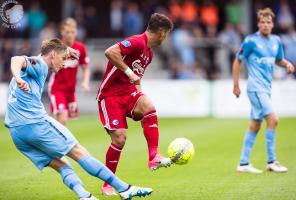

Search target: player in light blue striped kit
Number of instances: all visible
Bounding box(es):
[4,38,152,199]
[232,8,295,173]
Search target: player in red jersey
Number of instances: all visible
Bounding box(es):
[49,18,90,125]
[97,13,174,195]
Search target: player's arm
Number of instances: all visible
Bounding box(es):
[275,38,295,74]
[232,58,241,98]
[105,44,140,84]
[79,45,90,92]
[275,59,295,74]
[10,56,30,92]
[233,37,253,98]
[81,65,90,91]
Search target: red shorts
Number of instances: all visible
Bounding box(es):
[49,91,79,118]
[98,91,144,130]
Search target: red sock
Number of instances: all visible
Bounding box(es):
[142,110,159,161]
[103,143,123,187]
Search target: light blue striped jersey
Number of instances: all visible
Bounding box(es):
[236,31,284,94]
[5,56,48,127]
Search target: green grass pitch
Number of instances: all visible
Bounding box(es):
[0,116,296,200]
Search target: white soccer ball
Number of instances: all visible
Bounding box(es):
[168,138,194,165]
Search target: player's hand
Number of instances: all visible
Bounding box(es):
[233,85,241,98]
[67,47,79,60]
[128,73,141,85]
[15,77,30,93]
[82,81,90,92]
[286,62,295,74]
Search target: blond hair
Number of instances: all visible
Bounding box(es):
[61,17,77,30]
[257,8,275,22]
[41,38,67,55]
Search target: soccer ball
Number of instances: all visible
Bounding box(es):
[168,138,194,165]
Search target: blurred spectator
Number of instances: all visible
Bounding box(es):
[71,0,84,19]
[275,0,294,32]
[192,25,207,78]
[17,39,33,56]
[200,0,219,28]
[84,6,99,37]
[0,40,14,82]
[225,0,243,25]
[123,2,144,37]
[281,26,296,79]
[171,23,196,79]
[110,0,123,37]
[204,25,219,79]
[27,2,47,39]
[75,13,87,41]
[168,0,182,24]
[143,0,163,20]
[180,0,198,26]
[217,23,241,78]
[14,10,29,38]
[39,22,57,44]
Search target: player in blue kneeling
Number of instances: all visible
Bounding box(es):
[4,38,152,200]
[232,8,295,173]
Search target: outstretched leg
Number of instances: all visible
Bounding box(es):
[49,158,95,199]
[133,95,171,170]
[67,144,153,199]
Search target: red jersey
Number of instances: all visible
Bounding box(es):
[97,33,153,100]
[49,41,88,93]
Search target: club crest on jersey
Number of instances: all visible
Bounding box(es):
[132,59,144,75]
[113,119,119,125]
[121,40,131,47]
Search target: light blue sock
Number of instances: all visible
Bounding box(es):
[78,154,129,192]
[266,129,276,163]
[59,165,90,198]
[239,131,257,165]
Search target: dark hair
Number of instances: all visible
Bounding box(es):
[147,13,174,33]
[257,8,275,22]
[41,38,67,55]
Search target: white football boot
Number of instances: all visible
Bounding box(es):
[119,185,153,200]
[79,194,98,200]
[267,161,288,173]
[236,164,263,174]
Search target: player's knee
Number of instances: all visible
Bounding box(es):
[143,100,155,113]
[249,121,261,133]
[112,135,126,147]
[137,97,155,114]
[267,116,279,128]
[68,144,89,161]
[49,158,69,171]
[110,130,126,148]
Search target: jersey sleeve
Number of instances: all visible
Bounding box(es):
[276,38,284,61]
[23,56,46,79]
[118,38,145,56]
[79,44,89,66]
[236,37,254,61]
